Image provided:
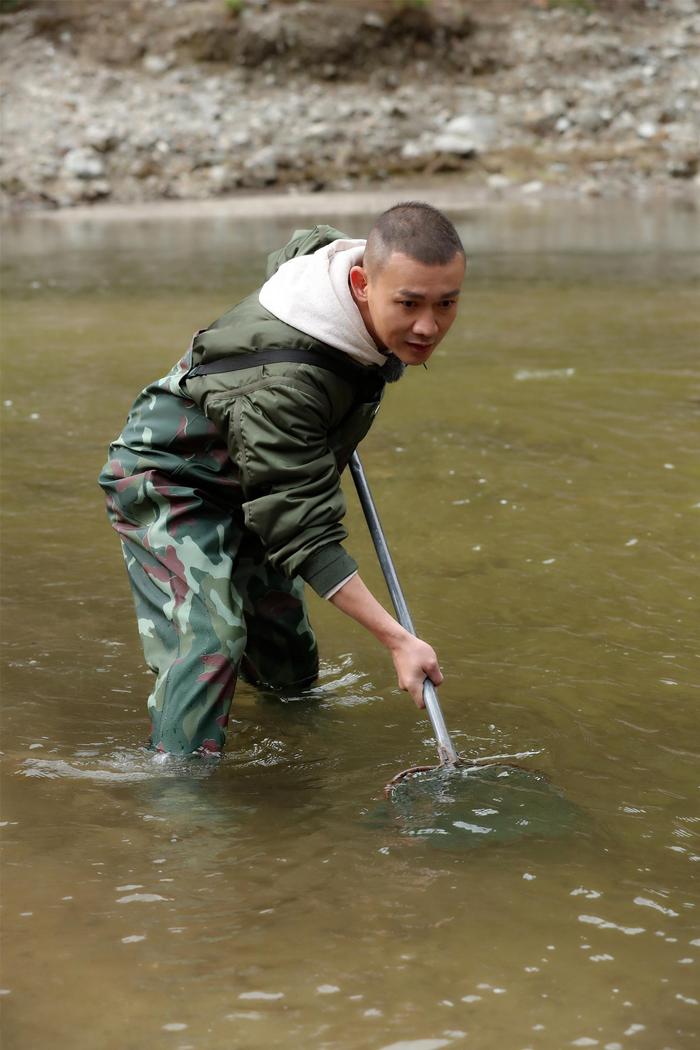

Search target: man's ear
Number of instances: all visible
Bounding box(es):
[349,264,369,303]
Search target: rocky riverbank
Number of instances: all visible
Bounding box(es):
[1,0,699,213]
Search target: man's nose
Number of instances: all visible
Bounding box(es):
[412,310,438,337]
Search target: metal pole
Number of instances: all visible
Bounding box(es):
[349,451,460,767]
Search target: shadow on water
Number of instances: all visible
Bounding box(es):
[369,763,581,850]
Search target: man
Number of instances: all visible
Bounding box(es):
[99,201,466,755]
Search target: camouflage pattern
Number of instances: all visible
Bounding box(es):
[99,353,318,755]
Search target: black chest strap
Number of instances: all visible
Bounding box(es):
[185,347,385,401]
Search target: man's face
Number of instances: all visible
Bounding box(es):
[350,250,466,365]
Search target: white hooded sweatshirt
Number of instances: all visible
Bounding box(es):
[258,238,387,368]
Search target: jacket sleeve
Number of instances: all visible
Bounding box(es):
[202,377,358,597]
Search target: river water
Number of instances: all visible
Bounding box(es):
[1,195,699,1050]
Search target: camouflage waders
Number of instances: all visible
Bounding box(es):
[99,354,319,755]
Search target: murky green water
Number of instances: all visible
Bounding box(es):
[1,197,699,1050]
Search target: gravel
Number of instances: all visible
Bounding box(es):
[1,0,698,211]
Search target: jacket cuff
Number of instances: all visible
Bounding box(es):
[298,543,358,598]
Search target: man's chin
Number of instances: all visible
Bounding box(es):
[393,342,435,365]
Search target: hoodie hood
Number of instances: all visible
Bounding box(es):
[258,238,388,369]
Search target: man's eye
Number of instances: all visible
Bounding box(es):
[400,300,416,308]
[440,299,457,308]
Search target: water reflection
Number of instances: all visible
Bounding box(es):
[2,196,699,296]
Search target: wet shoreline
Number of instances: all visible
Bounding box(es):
[3,178,698,228]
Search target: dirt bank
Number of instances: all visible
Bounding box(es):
[1,0,699,213]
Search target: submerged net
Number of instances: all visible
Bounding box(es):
[382,763,580,849]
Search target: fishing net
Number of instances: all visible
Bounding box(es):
[383,763,580,849]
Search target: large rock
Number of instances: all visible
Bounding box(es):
[573,107,610,133]
[61,147,105,179]
[523,93,568,136]
[84,123,122,153]
[434,114,499,154]
[242,145,279,185]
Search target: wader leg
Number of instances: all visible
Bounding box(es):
[103,468,246,754]
[235,532,319,692]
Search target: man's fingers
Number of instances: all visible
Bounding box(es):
[427,664,443,686]
[411,681,426,709]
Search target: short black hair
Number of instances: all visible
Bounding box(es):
[364,201,465,274]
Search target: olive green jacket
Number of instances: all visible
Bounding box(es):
[184,226,386,598]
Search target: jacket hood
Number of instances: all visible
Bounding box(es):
[259,230,388,368]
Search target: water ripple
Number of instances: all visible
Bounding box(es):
[16,750,219,782]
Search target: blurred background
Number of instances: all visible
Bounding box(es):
[1,0,699,211]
